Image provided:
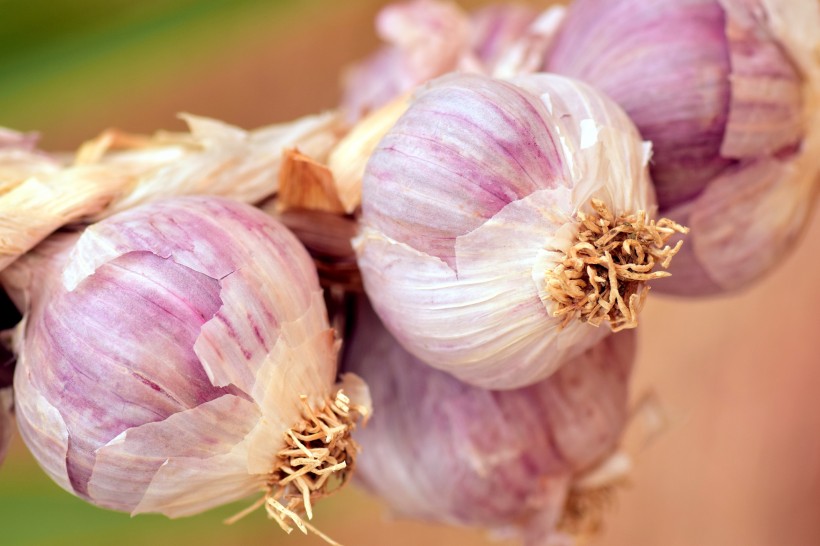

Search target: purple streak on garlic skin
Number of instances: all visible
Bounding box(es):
[659,157,805,295]
[34,251,232,495]
[719,0,803,158]
[363,74,565,268]
[547,0,816,296]
[346,299,634,539]
[357,72,653,388]
[547,0,734,208]
[6,197,340,516]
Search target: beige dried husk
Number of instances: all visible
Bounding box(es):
[0,111,355,272]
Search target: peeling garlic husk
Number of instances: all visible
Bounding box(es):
[356,72,684,389]
[345,298,635,546]
[547,0,820,295]
[1,197,369,528]
[326,93,413,214]
[0,111,346,273]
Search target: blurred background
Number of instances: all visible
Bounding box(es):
[2,1,820,545]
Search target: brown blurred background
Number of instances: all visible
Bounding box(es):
[2,1,819,545]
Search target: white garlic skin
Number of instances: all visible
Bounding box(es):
[346,299,634,541]
[5,197,338,517]
[547,0,820,295]
[356,72,653,389]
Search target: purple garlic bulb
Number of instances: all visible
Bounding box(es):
[2,197,367,531]
[346,298,635,545]
[547,0,820,295]
[356,72,684,389]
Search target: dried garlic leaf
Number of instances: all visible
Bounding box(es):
[277,149,346,214]
[327,93,410,213]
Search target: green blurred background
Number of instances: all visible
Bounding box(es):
[0,0,382,149]
[3,1,820,546]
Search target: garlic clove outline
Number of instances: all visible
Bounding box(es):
[469,3,542,70]
[340,0,566,121]
[345,297,635,544]
[4,197,369,534]
[546,0,820,296]
[357,72,684,388]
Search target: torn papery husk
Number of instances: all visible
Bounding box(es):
[0,111,345,272]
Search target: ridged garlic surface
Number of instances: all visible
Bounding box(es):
[356,73,673,389]
[547,0,820,295]
[3,197,364,525]
[346,299,634,545]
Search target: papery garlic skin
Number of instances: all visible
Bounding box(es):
[356,73,654,389]
[3,197,352,518]
[0,111,343,273]
[81,112,345,219]
[346,299,634,544]
[547,0,820,295]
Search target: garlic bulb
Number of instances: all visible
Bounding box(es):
[2,197,367,532]
[346,298,634,545]
[356,73,685,389]
[547,0,820,295]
